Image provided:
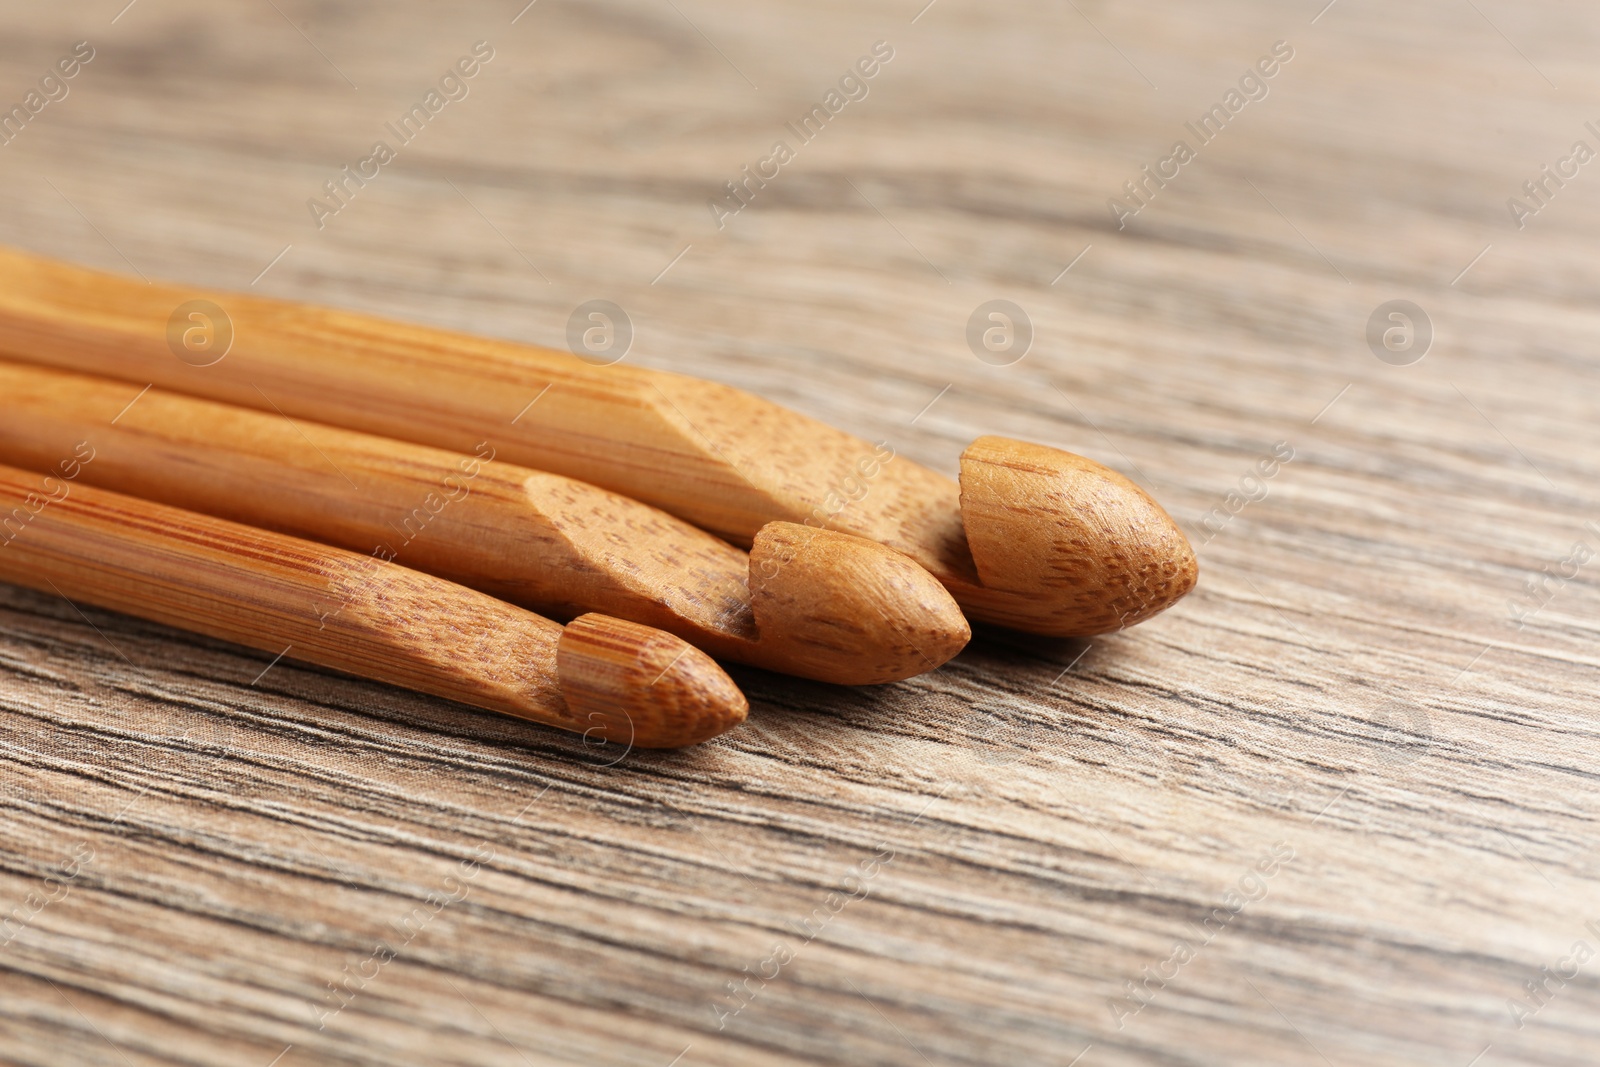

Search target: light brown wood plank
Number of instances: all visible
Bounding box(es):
[0,1,1598,1064]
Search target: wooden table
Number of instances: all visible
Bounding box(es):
[1,1,1596,1064]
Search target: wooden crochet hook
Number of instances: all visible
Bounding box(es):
[0,463,746,747]
[0,361,968,684]
[0,246,1197,636]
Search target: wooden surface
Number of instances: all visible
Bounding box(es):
[0,1,1597,1064]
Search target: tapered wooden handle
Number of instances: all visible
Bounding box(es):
[0,246,1196,636]
[0,463,746,747]
[0,360,967,682]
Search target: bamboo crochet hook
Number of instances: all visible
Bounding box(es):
[0,361,968,684]
[0,463,746,748]
[0,247,1197,636]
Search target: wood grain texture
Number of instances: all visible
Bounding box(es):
[0,245,1193,636]
[0,1,1598,1065]
[0,359,969,683]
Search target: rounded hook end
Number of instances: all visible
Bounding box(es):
[747,522,970,684]
[956,436,1197,636]
[558,613,748,747]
